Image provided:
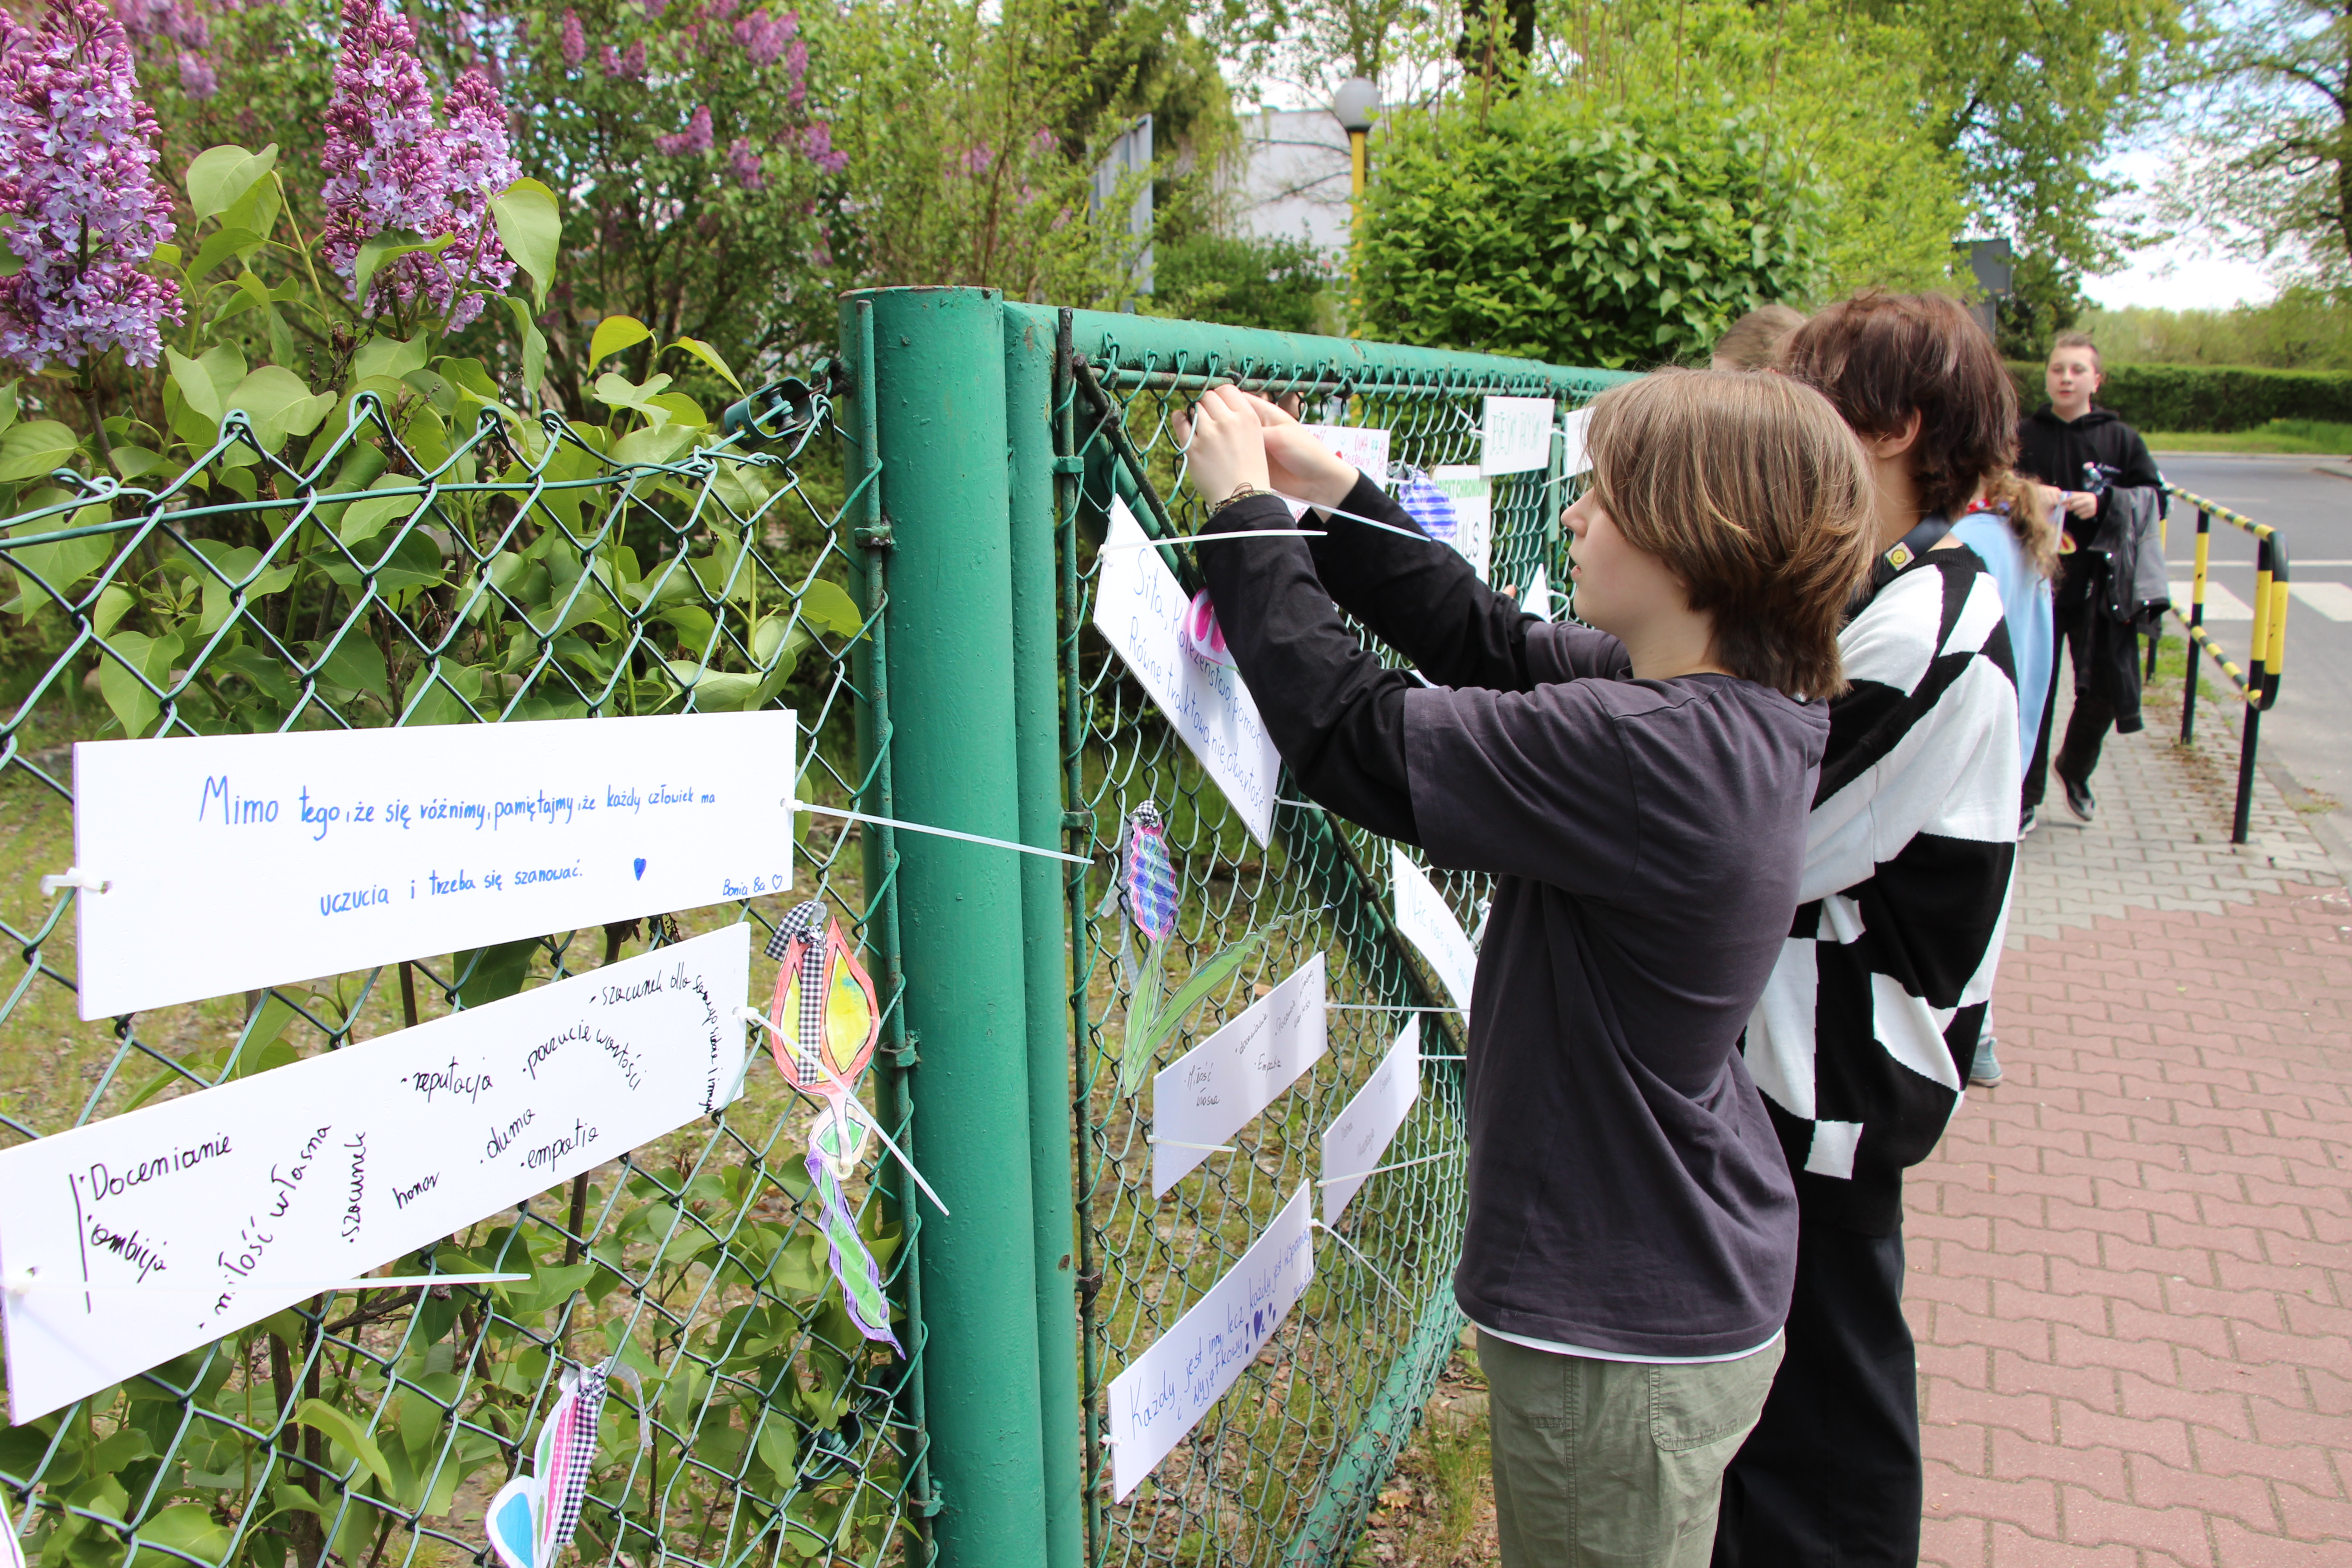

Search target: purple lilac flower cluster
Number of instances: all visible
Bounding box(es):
[0,0,184,372]
[318,0,519,329]
[111,0,214,101]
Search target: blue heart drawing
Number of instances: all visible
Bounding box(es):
[632,858,647,881]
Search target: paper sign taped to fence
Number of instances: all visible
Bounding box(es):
[1392,848,1477,1014]
[1106,1182,1314,1500]
[1481,397,1555,476]
[0,925,749,1424]
[1092,496,1278,845]
[1429,466,1493,582]
[1320,1020,1421,1225]
[1285,426,1391,519]
[1559,404,1594,478]
[69,710,792,1018]
[1152,954,1328,1195]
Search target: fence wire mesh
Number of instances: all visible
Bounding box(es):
[1050,323,1606,1566]
[0,386,930,1568]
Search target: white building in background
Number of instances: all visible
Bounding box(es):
[1226,108,1357,255]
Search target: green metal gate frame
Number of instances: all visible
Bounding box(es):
[843,288,1625,1568]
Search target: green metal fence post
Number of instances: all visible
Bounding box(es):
[1003,304,1086,1568]
[846,285,1049,1565]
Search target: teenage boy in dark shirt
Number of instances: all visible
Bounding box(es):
[1177,368,1880,1566]
[2016,330,2165,825]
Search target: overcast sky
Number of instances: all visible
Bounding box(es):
[2083,144,2278,312]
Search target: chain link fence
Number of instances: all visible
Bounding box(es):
[2,293,1623,1568]
[0,382,931,1568]
[1035,306,1617,1565]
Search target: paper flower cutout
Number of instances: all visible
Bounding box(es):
[486,1358,637,1568]
[808,1151,903,1353]
[1181,589,1237,669]
[764,900,881,1179]
[1121,802,1179,944]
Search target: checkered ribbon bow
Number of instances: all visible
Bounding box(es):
[764,900,828,1084]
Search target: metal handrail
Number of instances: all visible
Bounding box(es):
[2158,483,2292,843]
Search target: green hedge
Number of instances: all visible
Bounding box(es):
[2006,361,2352,432]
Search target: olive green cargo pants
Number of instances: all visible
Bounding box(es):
[1476,1329,1784,1567]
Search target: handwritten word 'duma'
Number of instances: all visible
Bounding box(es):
[78,1133,232,1202]
[483,1109,534,1161]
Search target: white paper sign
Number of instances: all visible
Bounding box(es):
[1106,1183,1314,1500]
[1521,563,1555,622]
[0,925,750,1423]
[1481,397,1555,476]
[1429,466,1494,582]
[1560,405,1594,477]
[1286,426,1391,518]
[1319,1020,1421,1225]
[70,711,793,1019]
[1092,496,1279,845]
[1152,954,1328,1195]
[1392,848,1477,1014]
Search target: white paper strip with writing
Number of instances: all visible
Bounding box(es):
[0,925,749,1423]
[1091,496,1278,845]
[1391,848,1478,1014]
[1560,404,1594,477]
[1106,1183,1314,1501]
[1152,954,1327,1196]
[68,710,791,1019]
[1480,396,1556,476]
[1319,1020,1421,1225]
[1285,426,1392,519]
[1428,466,1493,582]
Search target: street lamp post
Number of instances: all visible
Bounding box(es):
[1333,76,1377,198]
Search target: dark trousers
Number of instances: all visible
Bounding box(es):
[2022,559,2142,810]
[1712,1211,1920,1568]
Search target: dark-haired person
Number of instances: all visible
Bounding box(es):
[2017,330,2165,826]
[1177,368,1881,1566]
[1714,291,2023,1568]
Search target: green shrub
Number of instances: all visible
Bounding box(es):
[1148,232,1333,335]
[2005,361,2352,432]
[1356,94,1820,369]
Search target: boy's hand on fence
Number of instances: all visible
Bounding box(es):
[1242,393,1358,513]
[1174,385,1272,506]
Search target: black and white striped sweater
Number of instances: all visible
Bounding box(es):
[1743,549,2021,1233]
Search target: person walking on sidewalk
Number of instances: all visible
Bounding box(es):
[1714,291,2023,1568]
[2017,331,2164,826]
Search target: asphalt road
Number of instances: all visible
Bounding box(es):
[2145,451,2351,803]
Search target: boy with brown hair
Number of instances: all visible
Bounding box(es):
[1716,291,2024,1567]
[1177,368,1878,1566]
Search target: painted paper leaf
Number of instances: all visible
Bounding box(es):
[807,1151,903,1354]
[1396,467,1460,545]
[1122,804,1179,943]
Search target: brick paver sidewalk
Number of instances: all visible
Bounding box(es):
[1913,692,2352,1567]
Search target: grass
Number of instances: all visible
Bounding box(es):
[1347,1337,1496,1566]
[2143,418,2352,455]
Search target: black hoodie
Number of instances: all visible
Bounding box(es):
[2017,404,2163,550]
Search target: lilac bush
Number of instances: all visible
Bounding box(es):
[318,0,518,329]
[0,0,184,372]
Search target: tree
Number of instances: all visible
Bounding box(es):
[1356,92,1821,367]
[1538,0,1971,302]
[1866,0,2183,287]
[2159,0,2352,288]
